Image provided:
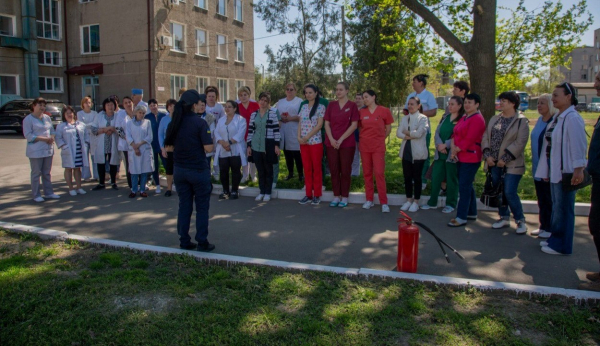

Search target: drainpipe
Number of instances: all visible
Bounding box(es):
[22,0,39,98]
[63,0,70,105]
[147,0,153,99]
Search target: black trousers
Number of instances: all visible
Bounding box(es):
[253,151,273,195]
[122,151,132,188]
[219,156,242,193]
[534,179,553,231]
[590,177,600,272]
[284,149,303,178]
[402,159,425,199]
[98,153,118,186]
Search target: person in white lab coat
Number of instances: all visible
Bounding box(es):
[91,98,120,191]
[77,96,98,181]
[55,105,89,196]
[115,96,135,188]
[214,100,247,199]
[126,105,154,198]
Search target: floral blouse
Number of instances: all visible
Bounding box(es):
[299,103,326,145]
[483,116,514,163]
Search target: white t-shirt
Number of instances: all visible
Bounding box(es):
[206,103,226,122]
[276,97,303,151]
[405,89,438,133]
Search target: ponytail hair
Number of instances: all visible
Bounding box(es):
[363,90,378,105]
[165,90,204,146]
[449,95,465,122]
[303,84,320,119]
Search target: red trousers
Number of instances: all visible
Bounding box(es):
[361,151,387,204]
[300,144,323,197]
[326,146,355,198]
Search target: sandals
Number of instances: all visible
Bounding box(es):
[447,219,467,227]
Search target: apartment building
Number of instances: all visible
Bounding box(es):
[0,0,255,106]
[559,28,600,84]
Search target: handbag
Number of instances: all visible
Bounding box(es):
[480,170,505,208]
[560,113,592,192]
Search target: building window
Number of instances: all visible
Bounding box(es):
[38,50,61,66]
[171,22,185,53]
[234,0,243,21]
[217,0,226,16]
[217,34,227,60]
[0,75,19,95]
[235,80,244,93]
[39,77,62,93]
[196,29,208,56]
[195,0,207,9]
[170,75,187,100]
[197,77,208,93]
[36,0,60,40]
[217,79,228,102]
[81,24,100,54]
[234,39,244,62]
[582,74,587,80]
[0,14,16,37]
[80,0,96,3]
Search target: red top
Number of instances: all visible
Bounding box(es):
[238,101,260,140]
[358,106,394,153]
[324,100,360,148]
[453,111,486,163]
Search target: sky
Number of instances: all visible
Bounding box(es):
[252,0,600,73]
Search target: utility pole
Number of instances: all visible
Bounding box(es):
[341,5,346,81]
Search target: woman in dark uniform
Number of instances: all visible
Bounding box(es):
[164,90,215,252]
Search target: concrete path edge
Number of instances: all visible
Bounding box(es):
[2,220,599,303]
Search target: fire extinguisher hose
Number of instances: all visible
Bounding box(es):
[414,221,465,263]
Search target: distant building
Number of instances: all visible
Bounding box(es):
[0,0,255,107]
[559,28,600,83]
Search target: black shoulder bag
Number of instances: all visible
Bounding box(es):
[480,169,506,208]
[560,113,592,192]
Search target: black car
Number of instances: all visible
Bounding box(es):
[0,99,65,134]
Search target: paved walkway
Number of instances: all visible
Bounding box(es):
[0,132,597,290]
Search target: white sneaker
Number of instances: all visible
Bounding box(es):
[442,206,455,214]
[156,186,162,194]
[408,202,419,212]
[400,201,412,211]
[382,204,390,213]
[541,246,566,255]
[33,196,45,203]
[69,190,77,196]
[362,201,374,209]
[538,230,552,239]
[255,194,264,201]
[540,240,549,247]
[240,176,249,184]
[492,219,510,229]
[43,194,60,199]
[530,229,542,235]
[77,189,87,195]
[322,186,326,191]
[263,194,271,202]
[515,221,527,235]
[420,204,437,210]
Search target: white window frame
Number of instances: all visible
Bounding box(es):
[195,0,207,9]
[234,0,243,22]
[36,0,61,40]
[196,77,209,93]
[38,50,62,67]
[195,28,208,56]
[216,34,227,60]
[0,75,20,95]
[80,0,96,3]
[217,79,228,103]
[234,39,244,62]
[171,22,186,53]
[170,75,187,100]
[39,76,63,93]
[80,24,100,54]
[235,80,245,93]
[0,14,16,37]
[216,0,226,16]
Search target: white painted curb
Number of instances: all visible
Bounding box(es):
[2,221,599,302]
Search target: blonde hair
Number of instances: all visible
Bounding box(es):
[285,82,296,91]
[238,86,251,96]
[81,96,92,108]
[539,93,558,117]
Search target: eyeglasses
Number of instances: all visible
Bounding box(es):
[286,88,295,91]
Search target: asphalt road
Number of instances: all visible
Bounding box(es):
[0,131,597,289]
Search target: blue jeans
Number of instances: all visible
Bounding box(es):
[174,166,212,246]
[547,183,576,254]
[131,174,148,193]
[490,167,525,222]
[456,162,480,221]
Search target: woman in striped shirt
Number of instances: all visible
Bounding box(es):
[55,105,89,196]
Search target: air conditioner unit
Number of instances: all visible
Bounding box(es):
[161,36,173,47]
[171,0,180,5]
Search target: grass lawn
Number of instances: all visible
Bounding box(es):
[1,230,599,346]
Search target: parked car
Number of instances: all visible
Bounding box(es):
[575,103,588,112]
[588,103,600,113]
[0,99,65,134]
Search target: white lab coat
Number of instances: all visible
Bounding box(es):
[91,112,120,165]
[55,121,89,168]
[214,114,248,166]
[77,110,98,153]
[126,118,154,174]
[114,109,132,152]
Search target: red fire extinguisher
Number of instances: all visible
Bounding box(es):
[397,211,419,273]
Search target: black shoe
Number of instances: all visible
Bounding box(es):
[285,175,294,181]
[111,184,119,190]
[230,191,239,200]
[440,188,447,196]
[197,242,215,252]
[180,242,197,250]
[299,176,305,183]
[311,197,321,205]
[165,190,172,197]
[219,192,229,199]
[299,196,312,205]
[92,184,105,191]
[128,192,136,198]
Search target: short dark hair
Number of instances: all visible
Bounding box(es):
[408,96,423,113]
[226,100,239,114]
[453,81,470,94]
[498,91,520,111]
[61,105,76,122]
[31,97,46,111]
[166,99,177,108]
[555,82,579,106]
[465,93,481,106]
[258,91,271,103]
[362,89,378,104]
[205,86,219,98]
[102,98,117,112]
[413,74,429,86]
[148,98,158,106]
